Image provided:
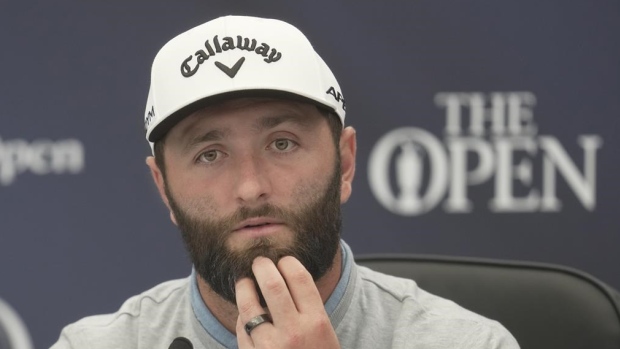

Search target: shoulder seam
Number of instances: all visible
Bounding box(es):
[359,274,408,303]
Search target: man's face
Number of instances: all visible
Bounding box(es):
[155,98,347,304]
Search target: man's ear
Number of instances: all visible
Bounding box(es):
[339,126,357,204]
[146,156,178,225]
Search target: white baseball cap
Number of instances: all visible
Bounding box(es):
[144,15,346,144]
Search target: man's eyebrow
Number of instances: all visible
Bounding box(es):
[181,112,313,152]
[254,113,313,132]
[183,129,228,152]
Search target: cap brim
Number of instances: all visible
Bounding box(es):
[148,89,340,143]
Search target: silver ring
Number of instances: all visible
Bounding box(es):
[244,313,272,335]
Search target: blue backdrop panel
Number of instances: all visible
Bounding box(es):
[0,1,618,348]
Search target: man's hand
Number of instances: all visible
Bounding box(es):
[235,256,340,349]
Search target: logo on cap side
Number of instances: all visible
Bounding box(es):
[326,86,346,110]
[180,35,282,78]
[145,106,155,130]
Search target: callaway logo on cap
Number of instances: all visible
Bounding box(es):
[144,15,346,145]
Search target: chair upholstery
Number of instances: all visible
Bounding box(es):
[0,298,33,349]
[356,254,620,349]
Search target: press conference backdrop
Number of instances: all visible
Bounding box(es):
[0,1,618,347]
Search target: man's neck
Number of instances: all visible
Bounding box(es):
[196,247,344,334]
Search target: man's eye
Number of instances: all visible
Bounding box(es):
[272,139,295,151]
[198,150,220,163]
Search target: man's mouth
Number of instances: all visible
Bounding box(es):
[244,222,271,228]
[232,217,284,237]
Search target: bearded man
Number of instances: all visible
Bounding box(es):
[51,15,519,349]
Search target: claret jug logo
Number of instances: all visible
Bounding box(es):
[368,92,603,216]
[180,35,282,78]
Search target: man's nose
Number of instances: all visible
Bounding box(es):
[234,154,271,205]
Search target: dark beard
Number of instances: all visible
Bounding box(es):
[165,162,342,305]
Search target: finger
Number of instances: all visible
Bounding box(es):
[235,277,275,343]
[252,257,298,322]
[236,314,255,349]
[277,256,324,314]
[235,277,268,324]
